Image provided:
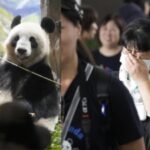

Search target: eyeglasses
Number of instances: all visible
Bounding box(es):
[122,47,142,56]
[125,48,140,54]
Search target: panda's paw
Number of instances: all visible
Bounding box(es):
[35,116,59,132]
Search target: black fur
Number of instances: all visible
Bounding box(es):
[0,59,60,120]
[29,36,38,49]
[0,143,28,150]
[11,16,55,33]
[41,17,55,33]
[11,16,21,29]
[11,35,19,47]
[0,102,51,150]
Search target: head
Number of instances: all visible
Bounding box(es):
[98,13,124,48]
[4,16,55,67]
[61,0,82,63]
[122,18,150,59]
[80,6,98,40]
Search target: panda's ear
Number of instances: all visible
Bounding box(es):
[11,15,21,29]
[41,17,55,33]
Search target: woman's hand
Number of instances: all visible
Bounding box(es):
[124,53,149,84]
[124,53,150,117]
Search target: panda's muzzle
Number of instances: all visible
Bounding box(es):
[16,48,29,60]
[17,48,27,55]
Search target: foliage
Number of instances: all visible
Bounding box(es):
[85,39,99,50]
[0,7,12,54]
[46,123,61,150]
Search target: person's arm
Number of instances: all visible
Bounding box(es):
[138,79,150,117]
[124,53,150,117]
[119,137,145,150]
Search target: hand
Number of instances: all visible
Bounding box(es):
[124,53,149,84]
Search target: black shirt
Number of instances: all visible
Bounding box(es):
[63,60,143,150]
[92,49,121,77]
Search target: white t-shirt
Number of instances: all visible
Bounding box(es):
[119,52,150,121]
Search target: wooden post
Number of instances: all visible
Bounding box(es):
[40,0,60,77]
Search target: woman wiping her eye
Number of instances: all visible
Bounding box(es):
[119,18,150,150]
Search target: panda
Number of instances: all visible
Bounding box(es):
[0,16,60,131]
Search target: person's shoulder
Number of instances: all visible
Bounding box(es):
[108,74,134,101]
[79,60,109,79]
[92,65,130,95]
[87,64,112,93]
[80,60,122,87]
[92,65,110,80]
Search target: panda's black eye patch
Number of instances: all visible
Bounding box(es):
[11,35,19,47]
[29,36,38,49]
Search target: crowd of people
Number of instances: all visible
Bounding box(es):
[61,0,150,150]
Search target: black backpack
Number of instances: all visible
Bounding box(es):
[62,63,119,150]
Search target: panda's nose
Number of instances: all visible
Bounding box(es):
[17,48,27,55]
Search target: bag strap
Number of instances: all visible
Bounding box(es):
[80,63,94,150]
[81,65,111,150]
[62,63,94,143]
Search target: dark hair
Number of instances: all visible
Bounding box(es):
[98,13,125,45]
[61,0,96,65]
[61,0,82,26]
[81,6,98,31]
[121,18,150,52]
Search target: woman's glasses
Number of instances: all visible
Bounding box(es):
[125,48,140,54]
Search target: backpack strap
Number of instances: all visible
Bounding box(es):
[62,63,94,143]
[93,67,120,150]
[80,63,94,150]
[94,66,110,118]
[81,65,111,150]
[62,86,80,142]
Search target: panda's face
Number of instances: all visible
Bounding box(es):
[11,34,38,60]
[4,23,50,67]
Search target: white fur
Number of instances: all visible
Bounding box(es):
[0,89,12,105]
[15,36,32,57]
[35,116,58,132]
